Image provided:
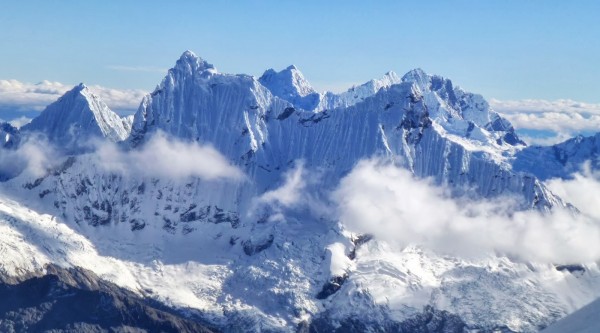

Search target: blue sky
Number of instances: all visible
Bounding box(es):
[0,0,599,103]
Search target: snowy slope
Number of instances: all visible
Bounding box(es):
[1,180,599,332]
[513,133,600,180]
[21,83,129,150]
[542,297,600,333]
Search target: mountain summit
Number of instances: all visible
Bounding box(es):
[259,65,320,110]
[21,83,129,150]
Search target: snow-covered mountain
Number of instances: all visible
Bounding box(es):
[21,83,130,151]
[131,51,558,210]
[513,133,600,180]
[0,51,598,332]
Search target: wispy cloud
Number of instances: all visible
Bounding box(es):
[0,79,147,118]
[8,116,32,128]
[93,132,245,181]
[106,65,167,73]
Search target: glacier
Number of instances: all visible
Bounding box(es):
[0,50,599,332]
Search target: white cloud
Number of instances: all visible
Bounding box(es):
[0,135,59,179]
[8,116,32,128]
[93,132,245,181]
[518,132,575,147]
[490,98,600,145]
[331,158,600,263]
[490,98,600,115]
[258,160,306,207]
[546,162,600,220]
[87,84,147,114]
[0,79,146,116]
[501,112,600,133]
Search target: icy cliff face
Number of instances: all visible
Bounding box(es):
[21,83,129,150]
[513,133,600,180]
[130,51,557,209]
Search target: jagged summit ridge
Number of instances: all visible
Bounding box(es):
[173,50,217,76]
[259,64,320,110]
[127,51,556,209]
[21,83,129,150]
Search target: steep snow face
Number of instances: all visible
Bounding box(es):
[21,83,129,150]
[513,133,600,180]
[130,51,288,161]
[0,122,20,149]
[259,65,321,111]
[542,297,600,333]
[131,52,557,209]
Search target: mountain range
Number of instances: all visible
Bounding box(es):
[0,51,598,332]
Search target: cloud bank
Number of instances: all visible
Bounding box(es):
[0,131,244,184]
[331,158,600,263]
[546,162,600,220]
[0,79,146,120]
[491,98,600,145]
[93,132,244,181]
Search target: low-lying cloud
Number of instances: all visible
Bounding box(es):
[0,131,244,184]
[0,136,59,179]
[94,132,245,181]
[546,162,600,220]
[331,158,600,263]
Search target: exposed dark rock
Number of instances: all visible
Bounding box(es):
[242,234,275,256]
[308,305,467,333]
[316,274,348,300]
[348,234,373,260]
[129,219,146,231]
[299,111,330,126]
[0,265,217,333]
[23,178,45,190]
[555,264,586,274]
[277,107,296,121]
